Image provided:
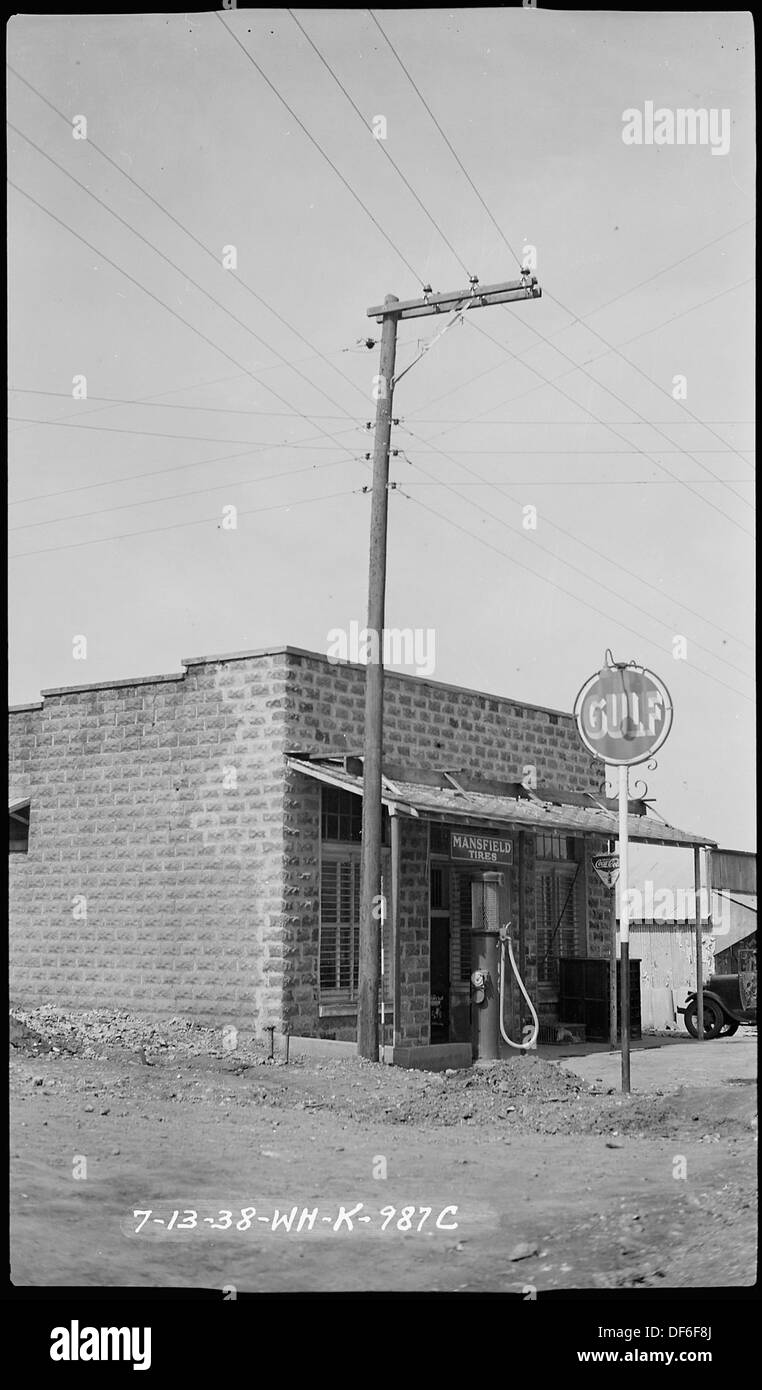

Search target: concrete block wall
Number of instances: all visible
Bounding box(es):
[9,644,612,1037]
[8,654,295,1029]
[278,650,605,1042]
[280,651,603,789]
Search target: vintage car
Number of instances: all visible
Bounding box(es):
[680,970,757,1039]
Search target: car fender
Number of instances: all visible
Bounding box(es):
[678,990,731,1018]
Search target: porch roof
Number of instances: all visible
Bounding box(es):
[286,757,716,850]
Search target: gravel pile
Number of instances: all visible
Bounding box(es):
[9,1005,267,1064]
[379,1058,585,1127]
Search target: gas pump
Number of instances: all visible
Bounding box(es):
[470,871,540,1058]
[470,872,503,1060]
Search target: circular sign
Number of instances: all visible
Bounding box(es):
[574,664,673,765]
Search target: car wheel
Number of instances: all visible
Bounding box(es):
[720,1020,740,1036]
[684,998,724,1039]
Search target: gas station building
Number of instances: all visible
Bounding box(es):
[8,645,713,1067]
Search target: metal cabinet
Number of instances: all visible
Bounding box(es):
[559,957,641,1041]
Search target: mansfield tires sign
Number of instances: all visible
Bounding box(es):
[450,830,514,865]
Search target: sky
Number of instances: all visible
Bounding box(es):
[7,8,755,857]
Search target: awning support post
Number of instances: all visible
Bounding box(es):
[693,845,704,1040]
[391,811,401,1050]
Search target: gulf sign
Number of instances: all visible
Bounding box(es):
[574,664,673,765]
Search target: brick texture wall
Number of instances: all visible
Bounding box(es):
[9,646,609,1039]
[279,651,607,1041]
[9,655,296,1027]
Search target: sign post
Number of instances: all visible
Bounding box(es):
[574,654,674,1093]
[618,764,631,1092]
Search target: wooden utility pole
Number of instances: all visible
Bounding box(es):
[357,294,399,1060]
[357,274,542,1061]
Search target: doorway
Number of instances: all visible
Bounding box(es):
[429,864,451,1043]
[430,919,451,1043]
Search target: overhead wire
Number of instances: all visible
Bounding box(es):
[367,10,755,508]
[273,16,753,669]
[400,434,753,664]
[407,276,755,449]
[8,119,364,436]
[393,483,753,705]
[287,8,472,280]
[7,62,372,413]
[8,180,365,475]
[10,455,362,532]
[214,13,425,284]
[9,487,363,561]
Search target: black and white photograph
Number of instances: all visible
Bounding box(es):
[7,2,756,1333]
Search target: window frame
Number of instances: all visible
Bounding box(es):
[9,800,31,856]
[318,841,391,1013]
[535,842,585,990]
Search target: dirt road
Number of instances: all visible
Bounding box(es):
[10,1010,757,1293]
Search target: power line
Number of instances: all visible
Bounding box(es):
[263,18,753,666]
[472,316,755,529]
[407,279,754,465]
[10,455,360,532]
[368,10,524,272]
[8,416,362,449]
[8,119,364,437]
[11,432,750,513]
[399,417,755,426]
[403,287,756,537]
[570,217,755,325]
[405,277,754,430]
[400,433,750,661]
[9,180,364,474]
[400,437,754,670]
[395,441,748,455]
[287,8,471,280]
[8,385,373,421]
[9,487,361,561]
[395,486,753,705]
[402,476,753,487]
[7,370,263,438]
[13,387,752,431]
[214,13,425,284]
[7,62,371,413]
[541,286,757,474]
[10,445,286,507]
[365,15,755,505]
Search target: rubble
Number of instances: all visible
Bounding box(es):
[9,1006,267,1065]
[9,1005,756,1142]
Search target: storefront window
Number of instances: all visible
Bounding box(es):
[319,833,391,1009]
[536,837,583,987]
[320,855,360,993]
[321,786,362,842]
[536,833,576,861]
[320,787,389,844]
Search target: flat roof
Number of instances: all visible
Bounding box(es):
[12,644,576,721]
